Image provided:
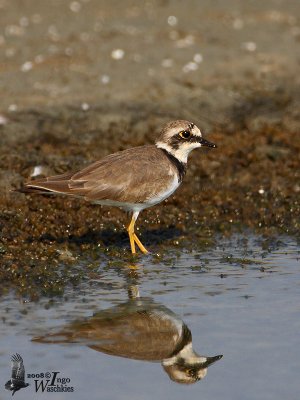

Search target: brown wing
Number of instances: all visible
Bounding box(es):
[33,300,185,361]
[25,146,176,203]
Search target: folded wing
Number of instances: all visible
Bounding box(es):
[24,146,174,204]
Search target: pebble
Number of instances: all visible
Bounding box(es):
[111,49,125,60]
[182,61,198,73]
[100,75,110,84]
[193,53,203,64]
[81,102,90,111]
[69,1,81,13]
[167,16,178,27]
[241,41,257,52]
[8,104,18,112]
[0,115,8,125]
[20,61,33,72]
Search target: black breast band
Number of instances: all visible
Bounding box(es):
[160,149,187,183]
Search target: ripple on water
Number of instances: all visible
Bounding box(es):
[0,234,299,400]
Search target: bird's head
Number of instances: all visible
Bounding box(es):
[155,120,217,163]
[162,353,223,384]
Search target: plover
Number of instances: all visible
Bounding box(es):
[33,297,222,384]
[21,120,216,254]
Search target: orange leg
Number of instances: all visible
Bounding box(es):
[127,212,149,254]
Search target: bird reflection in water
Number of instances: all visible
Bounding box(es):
[33,267,222,384]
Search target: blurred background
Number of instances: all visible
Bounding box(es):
[0,0,299,127]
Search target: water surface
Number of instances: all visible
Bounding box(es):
[0,234,299,400]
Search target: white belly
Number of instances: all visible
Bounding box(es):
[146,175,180,206]
[94,176,180,212]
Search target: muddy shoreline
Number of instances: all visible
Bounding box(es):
[1,103,299,298]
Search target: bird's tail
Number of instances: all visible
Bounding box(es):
[15,172,75,195]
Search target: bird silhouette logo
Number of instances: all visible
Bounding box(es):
[5,354,29,396]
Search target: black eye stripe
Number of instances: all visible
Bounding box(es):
[169,129,200,150]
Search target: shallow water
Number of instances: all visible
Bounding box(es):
[0,234,299,400]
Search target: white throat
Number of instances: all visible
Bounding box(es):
[156,142,200,163]
[162,342,207,367]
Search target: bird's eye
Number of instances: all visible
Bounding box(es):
[179,130,191,139]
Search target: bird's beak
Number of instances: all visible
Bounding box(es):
[201,354,223,368]
[199,137,217,148]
